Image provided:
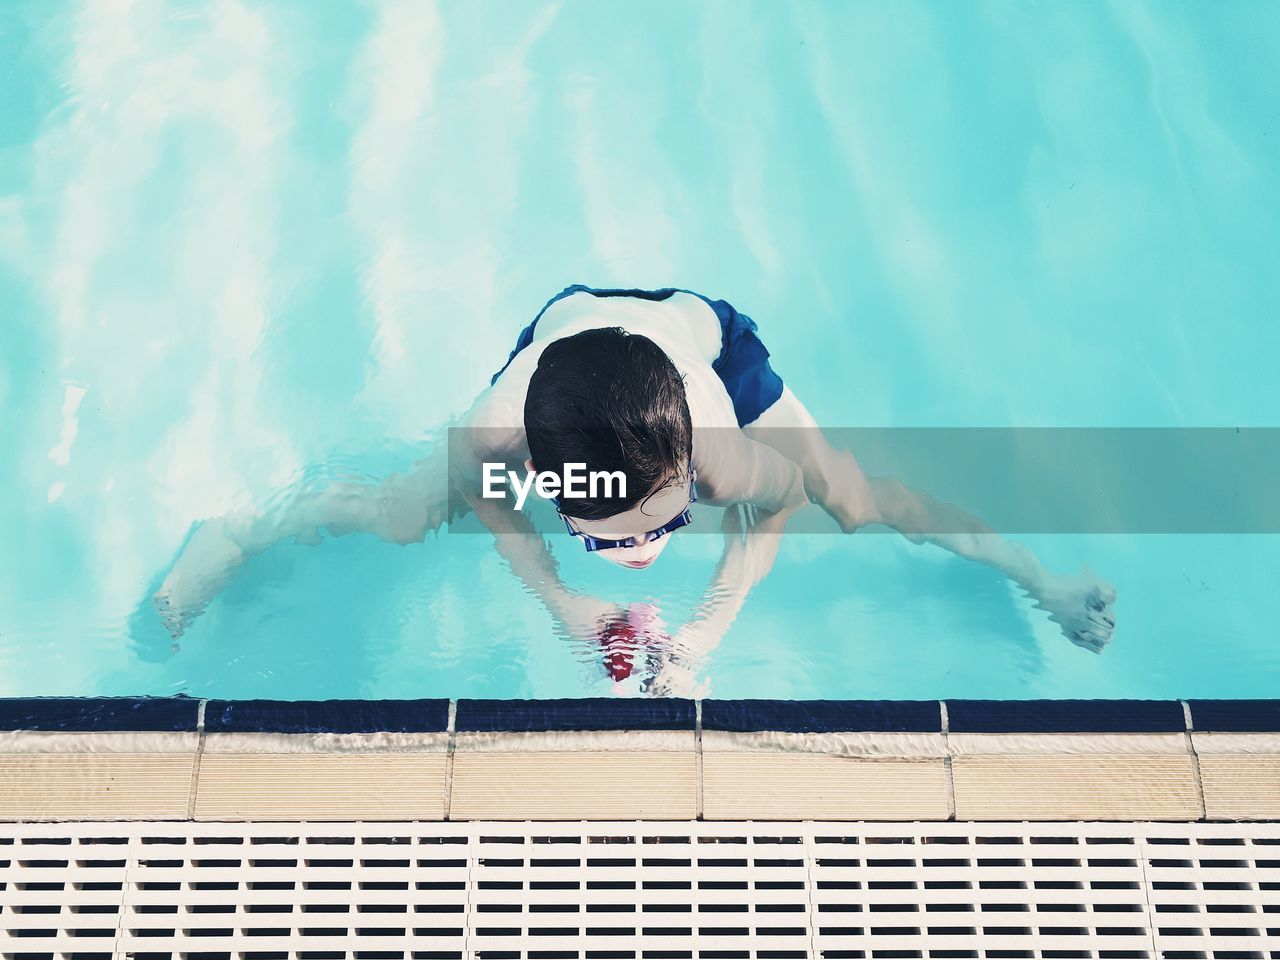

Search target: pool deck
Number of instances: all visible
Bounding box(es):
[0,697,1277,822]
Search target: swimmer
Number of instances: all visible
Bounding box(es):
[154,285,1117,695]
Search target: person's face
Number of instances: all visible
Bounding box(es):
[563,473,693,569]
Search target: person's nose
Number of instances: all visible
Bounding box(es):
[625,535,663,559]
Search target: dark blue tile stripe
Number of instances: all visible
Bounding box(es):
[203,699,450,734]
[0,696,200,732]
[456,698,695,732]
[1187,699,1280,733]
[2,697,1275,735]
[702,699,942,733]
[946,699,1186,734]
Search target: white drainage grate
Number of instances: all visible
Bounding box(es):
[1,820,1277,959]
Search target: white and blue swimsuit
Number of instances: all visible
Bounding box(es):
[491,285,785,428]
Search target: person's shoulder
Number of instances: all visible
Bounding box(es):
[456,351,540,465]
[664,291,724,363]
[474,343,546,420]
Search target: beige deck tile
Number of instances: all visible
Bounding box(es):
[702,753,949,821]
[193,753,447,821]
[449,751,697,820]
[952,755,1201,821]
[0,753,195,820]
[1198,754,1280,821]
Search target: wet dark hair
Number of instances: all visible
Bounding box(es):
[524,327,692,522]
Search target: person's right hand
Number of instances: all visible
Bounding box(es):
[152,517,249,639]
[642,653,711,698]
[640,615,721,698]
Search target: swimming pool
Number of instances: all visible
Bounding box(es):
[2,1,1278,701]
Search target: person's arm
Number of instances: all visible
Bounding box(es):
[153,444,457,638]
[741,392,1117,654]
[448,428,626,641]
[694,425,809,515]
[860,475,1115,651]
[642,501,795,696]
[241,448,457,549]
[864,475,1045,586]
[635,430,810,696]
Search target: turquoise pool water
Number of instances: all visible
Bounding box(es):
[2,1,1278,700]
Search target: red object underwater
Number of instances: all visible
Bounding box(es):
[598,617,642,681]
[597,606,669,682]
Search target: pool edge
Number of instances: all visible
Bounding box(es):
[0,697,1277,822]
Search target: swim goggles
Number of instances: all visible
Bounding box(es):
[555,471,698,552]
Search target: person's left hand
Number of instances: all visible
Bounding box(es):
[1032,567,1117,653]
